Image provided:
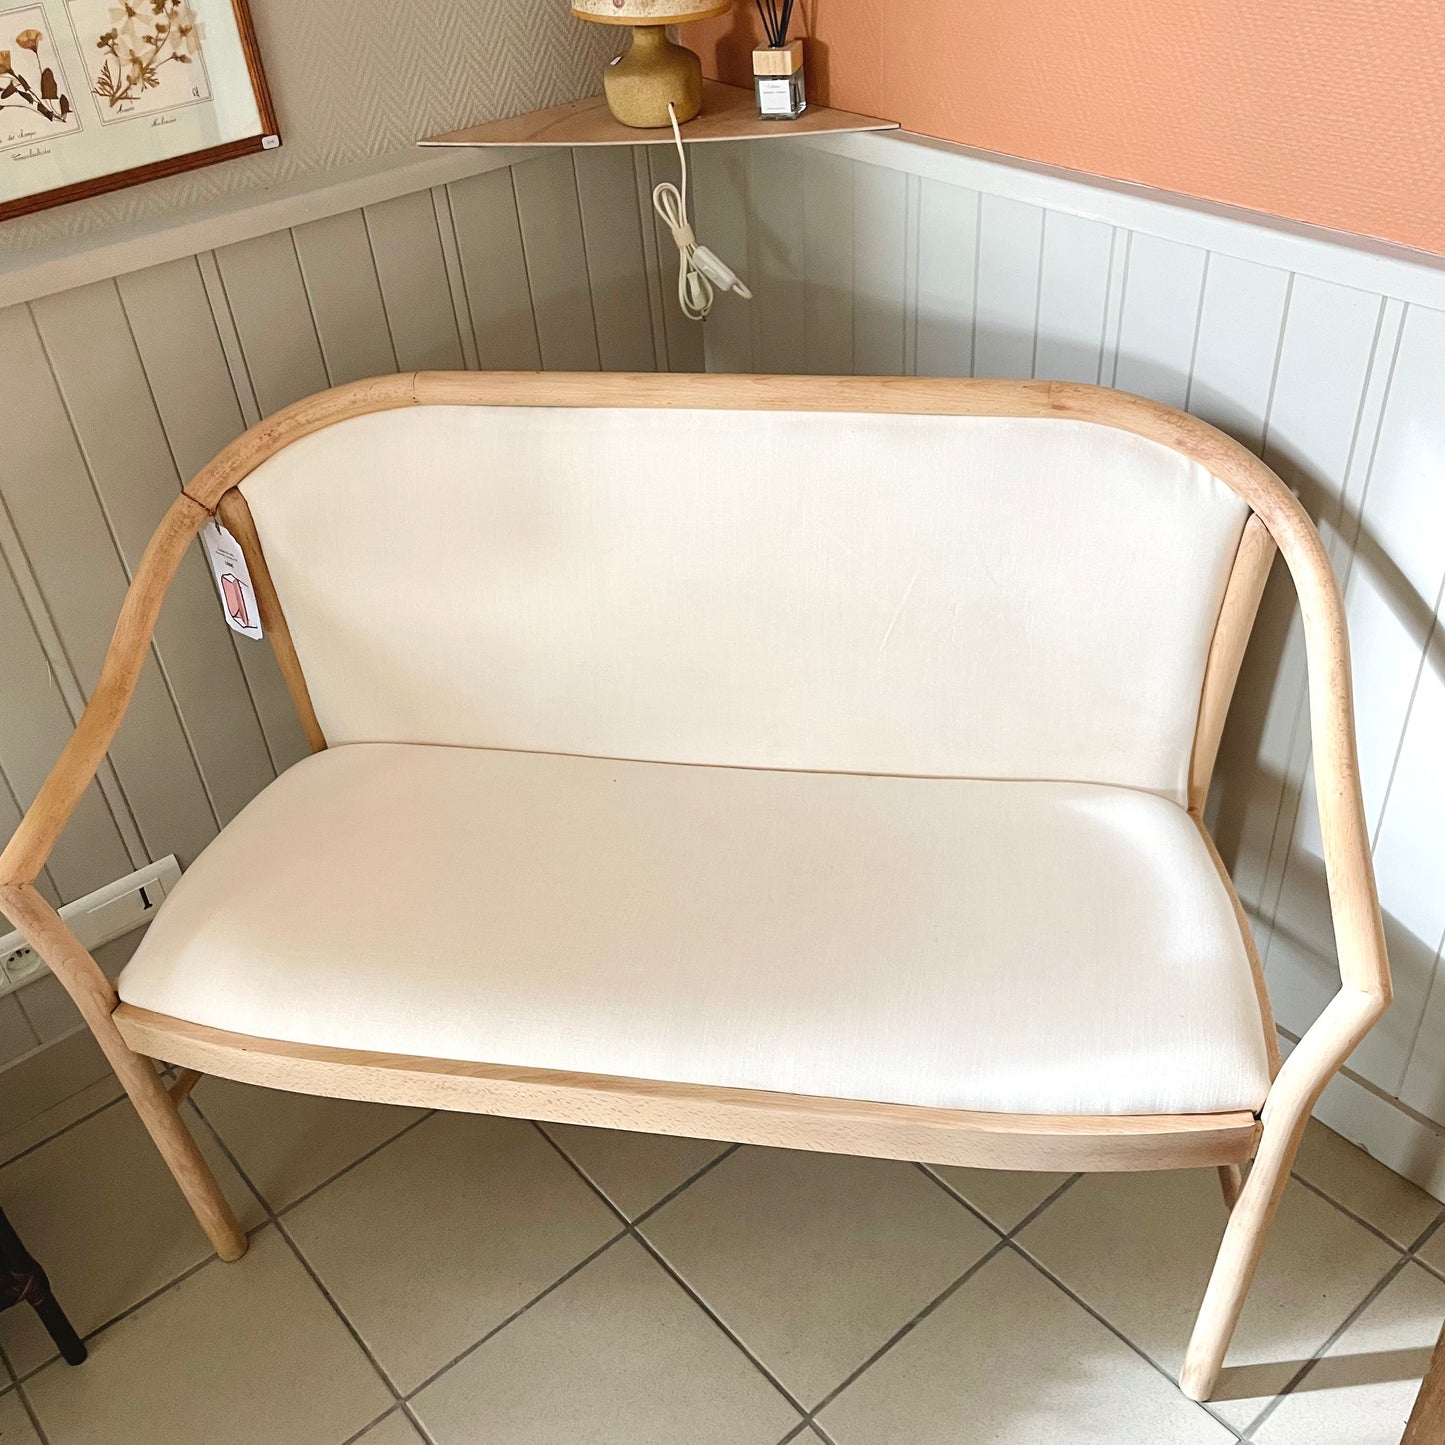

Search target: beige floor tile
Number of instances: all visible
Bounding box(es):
[0,996,38,1069]
[412,1236,800,1445]
[1252,1261,1445,1445]
[818,1248,1233,1444]
[1293,1120,1443,1248]
[192,1077,427,1211]
[351,1410,427,1444]
[24,1227,391,1445]
[0,1076,122,1168]
[283,1113,621,1391]
[926,1165,1074,1231]
[539,1122,729,1218]
[0,1390,43,1445]
[0,1030,112,1141]
[640,1146,996,1407]
[0,1098,264,1375]
[1017,1168,1400,1430]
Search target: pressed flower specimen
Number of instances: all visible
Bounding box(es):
[0,24,74,123]
[92,0,204,108]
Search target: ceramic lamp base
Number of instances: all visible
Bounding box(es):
[604,25,703,128]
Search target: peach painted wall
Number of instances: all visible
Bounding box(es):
[687,2,1445,255]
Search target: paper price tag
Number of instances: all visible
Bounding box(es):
[201,519,264,640]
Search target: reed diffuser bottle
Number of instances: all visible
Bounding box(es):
[753,0,805,120]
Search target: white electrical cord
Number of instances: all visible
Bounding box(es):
[652,103,752,321]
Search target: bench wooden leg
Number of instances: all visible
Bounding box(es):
[1402,1315,1445,1444]
[1180,1114,1299,1400]
[110,1038,247,1263]
[0,883,247,1265]
[1217,1163,1243,1210]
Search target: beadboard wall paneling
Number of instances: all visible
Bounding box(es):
[363,190,470,373]
[573,148,662,375]
[3,127,1445,1192]
[0,149,656,1056]
[697,133,1445,1173]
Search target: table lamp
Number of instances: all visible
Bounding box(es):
[572,0,733,129]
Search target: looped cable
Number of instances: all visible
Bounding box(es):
[651,103,751,321]
[652,104,712,320]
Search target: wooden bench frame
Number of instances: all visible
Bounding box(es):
[0,373,1390,1401]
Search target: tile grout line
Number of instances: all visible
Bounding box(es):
[0,1337,51,1445]
[272,1108,439,1218]
[272,1213,437,1445]
[399,1229,631,1405]
[1006,1239,1246,1441]
[614,1141,742,1229]
[773,1419,815,1445]
[1287,1168,1424,1254]
[7,1373,51,1445]
[799,1239,1012,1431]
[9,1247,223,1387]
[915,1163,1084,1240]
[0,1089,128,1173]
[337,1405,403,1445]
[1238,1252,1414,1441]
[179,1095,426,1434]
[17,1079,1445,1440]
[1407,1209,1445,1257]
[527,1124,812,1421]
[531,1122,740,1232]
[892,1159,1242,1436]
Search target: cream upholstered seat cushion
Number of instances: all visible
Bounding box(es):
[118,745,1271,1117]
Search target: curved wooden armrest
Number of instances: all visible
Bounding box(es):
[1254,484,1391,1125]
[0,494,211,889]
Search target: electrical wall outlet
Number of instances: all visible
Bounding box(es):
[0,856,181,999]
[0,941,42,988]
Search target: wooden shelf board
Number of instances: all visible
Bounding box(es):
[420,80,897,148]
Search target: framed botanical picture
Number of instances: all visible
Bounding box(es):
[0,0,276,221]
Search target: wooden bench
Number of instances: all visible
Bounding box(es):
[0,373,1390,1401]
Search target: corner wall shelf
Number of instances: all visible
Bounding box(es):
[420,80,897,148]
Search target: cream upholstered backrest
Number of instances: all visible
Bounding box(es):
[238,404,1250,803]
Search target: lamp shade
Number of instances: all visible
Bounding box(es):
[572,0,731,23]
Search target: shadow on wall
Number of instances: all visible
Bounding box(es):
[1212,447,1445,877]
[1205,446,1445,1111]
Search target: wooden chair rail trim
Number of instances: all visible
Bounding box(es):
[113,1004,1262,1172]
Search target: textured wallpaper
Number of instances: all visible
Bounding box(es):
[1,0,620,253]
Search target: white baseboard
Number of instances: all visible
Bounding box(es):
[1311,1061,1445,1204]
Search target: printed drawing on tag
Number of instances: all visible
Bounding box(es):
[219,572,251,631]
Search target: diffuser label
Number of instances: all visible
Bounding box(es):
[757,78,794,116]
